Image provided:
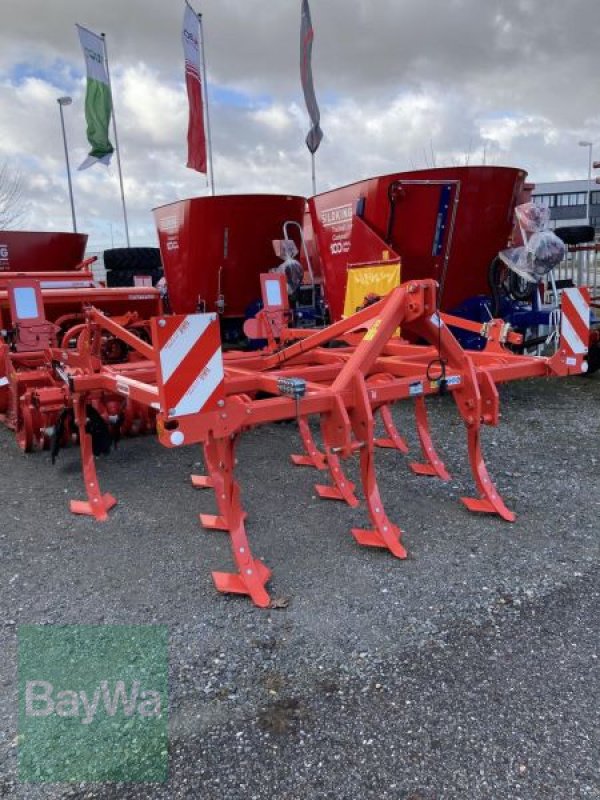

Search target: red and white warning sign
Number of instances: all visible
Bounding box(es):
[152,313,225,420]
[560,287,589,362]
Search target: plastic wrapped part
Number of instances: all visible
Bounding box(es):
[515,202,550,236]
[499,232,566,283]
[498,201,566,283]
[270,239,303,297]
[273,239,299,261]
[527,230,566,275]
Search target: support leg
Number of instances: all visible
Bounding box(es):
[461,426,516,522]
[409,396,451,480]
[69,395,117,521]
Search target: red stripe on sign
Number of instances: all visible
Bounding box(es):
[563,291,589,348]
[164,321,222,410]
[157,314,186,342]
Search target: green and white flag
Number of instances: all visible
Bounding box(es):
[76,25,114,170]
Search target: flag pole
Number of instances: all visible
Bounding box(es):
[301,0,321,198]
[197,12,215,196]
[101,32,131,247]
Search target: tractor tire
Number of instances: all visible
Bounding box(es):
[103,247,162,273]
[554,225,595,246]
[106,268,163,288]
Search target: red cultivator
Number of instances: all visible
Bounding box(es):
[0,275,162,452]
[35,273,589,607]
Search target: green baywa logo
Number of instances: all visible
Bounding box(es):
[25,680,162,725]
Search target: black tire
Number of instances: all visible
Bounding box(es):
[508,271,533,301]
[489,255,533,313]
[106,268,163,288]
[103,247,162,273]
[554,226,595,246]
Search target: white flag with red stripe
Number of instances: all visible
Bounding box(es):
[182,2,207,173]
[153,313,224,429]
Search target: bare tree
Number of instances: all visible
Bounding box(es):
[0,161,26,230]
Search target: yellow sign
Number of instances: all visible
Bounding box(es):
[343,261,401,318]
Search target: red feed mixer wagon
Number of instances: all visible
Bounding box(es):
[308,165,600,365]
[153,193,310,340]
[309,165,530,322]
[0,230,88,273]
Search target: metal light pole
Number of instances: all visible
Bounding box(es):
[578,140,594,285]
[57,96,77,233]
[579,140,593,226]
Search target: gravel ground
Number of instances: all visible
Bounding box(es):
[0,374,599,798]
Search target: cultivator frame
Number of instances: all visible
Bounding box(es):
[0,273,163,450]
[31,276,589,607]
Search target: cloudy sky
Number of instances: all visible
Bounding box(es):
[0,0,598,250]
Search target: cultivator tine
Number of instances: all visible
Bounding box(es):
[313,410,360,508]
[198,438,247,531]
[201,437,272,607]
[290,416,327,469]
[374,403,409,454]
[191,443,216,490]
[352,445,407,559]
[409,396,451,481]
[314,448,359,505]
[69,395,117,522]
[461,426,516,522]
[349,377,406,558]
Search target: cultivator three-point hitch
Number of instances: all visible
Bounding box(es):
[28,273,589,607]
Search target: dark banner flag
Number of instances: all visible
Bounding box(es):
[300,0,323,154]
[182,2,207,173]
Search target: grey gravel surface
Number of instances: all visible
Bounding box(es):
[0,375,599,798]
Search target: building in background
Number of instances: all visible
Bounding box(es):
[532,179,599,235]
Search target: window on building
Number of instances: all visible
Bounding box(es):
[533,194,556,208]
[556,192,586,207]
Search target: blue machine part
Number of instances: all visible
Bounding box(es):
[448,293,551,350]
[432,184,453,257]
[449,289,597,352]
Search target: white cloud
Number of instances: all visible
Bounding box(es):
[0,0,598,250]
